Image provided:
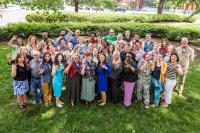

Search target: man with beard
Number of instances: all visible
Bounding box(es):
[54,28,74,47]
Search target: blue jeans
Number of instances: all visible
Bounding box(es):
[151,77,163,105]
[31,77,43,101]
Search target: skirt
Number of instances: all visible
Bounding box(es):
[13,80,29,96]
[81,78,95,101]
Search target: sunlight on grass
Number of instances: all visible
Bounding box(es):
[41,108,56,119]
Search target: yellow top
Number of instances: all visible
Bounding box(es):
[151,62,167,84]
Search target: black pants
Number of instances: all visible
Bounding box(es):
[110,78,120,104]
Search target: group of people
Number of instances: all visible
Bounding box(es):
[9,28,194,111]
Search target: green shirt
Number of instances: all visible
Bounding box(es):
[104,35,117,45]
[11,44,20,60]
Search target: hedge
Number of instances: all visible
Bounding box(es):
[1,22,200,45]
[25,12,196,23]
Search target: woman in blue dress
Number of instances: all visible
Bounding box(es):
[97,53,112,106]
[52,53,64,108]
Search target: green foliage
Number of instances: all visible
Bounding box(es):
[25,12,196,23]
[0,22,200,45]
[19,0,64,12]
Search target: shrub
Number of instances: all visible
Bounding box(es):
[25,12,196,23]
[1,22,200,45]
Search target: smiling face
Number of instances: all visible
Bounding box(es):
[58,55,63,63]
[68,43,73,50]
[87,55,93,62]
[17,38,23,46]
[17,55,25,63]
[45,54,51,62]
[181,37,188,47]
[60,39,66,47]
[99,54,106,63]
[113,53,119,60]
[170,54,178,63]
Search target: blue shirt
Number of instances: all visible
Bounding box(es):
[54,32,70,47]
[144,41,154,53]
[70,36,79,47]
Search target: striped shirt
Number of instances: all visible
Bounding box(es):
[165,62,177,80]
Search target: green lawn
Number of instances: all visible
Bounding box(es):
[0,44,200,133]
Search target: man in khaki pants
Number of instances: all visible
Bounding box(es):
[176,37,194,97]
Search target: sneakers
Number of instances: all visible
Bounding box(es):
[32,100,37,104]
[56,103,63,108]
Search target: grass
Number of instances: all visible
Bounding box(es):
[0,44,200,133]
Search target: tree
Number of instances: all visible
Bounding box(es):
[0,0,15,8]
[67,0,115,13]
[18,0,64,12]
[157,0,165,14]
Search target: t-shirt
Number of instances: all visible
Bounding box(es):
[29,59,42,78]
[11,44,20,60]
[104,35,117,45]
[165,62,177,80]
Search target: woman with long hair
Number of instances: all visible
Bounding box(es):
[97,53,112,106]
[11,54,29,111]
[52,53,65,108]
[39,52,53,107]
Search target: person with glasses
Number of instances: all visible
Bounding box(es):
[29,51,43,104]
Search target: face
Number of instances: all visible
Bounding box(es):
[144,55,149,61]
[68,43,73,50]
[87,55,93,62]
[135,42,141,49]
[125,31,130,37]
[79,38,84,44]
[146,34,151,40]
[162,41,168,47]
[42,33,48,39]
[102,39,107,45]
[33,53,40,60]
[36,43,42,50]
[170,55,177,62]
[113,54,119,60]
[30,37,36,44]
[58,55,63,63]
[118,34,123,40]
[134,34,139,40]
[50,46,55,53]
[181,37,188,47]
[18,55,25,63]
[99,54,105,63]
[125,55,131,62]
[17,38,23,46]
[109,45,114,51]
[60,30,66,37]
[75,30,80,36]
[91,33,95,39]
[73,56,79,63]
[125,45,130,52]
[20,47,27,54]
[109,30,114,36]
[153,45,158,52]
[60,40,66,47]
[45,54,51,62]
[93,49,98,56]
[47,41,53,46]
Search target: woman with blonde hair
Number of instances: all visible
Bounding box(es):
[109,50,122,105]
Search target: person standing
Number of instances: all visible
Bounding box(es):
[29,51,43,104]
[104,29,117,45]
[81,53,97,106]
[97,53,112,106]
[151,53,167,107]
[64,54,81,107]
[52,53,65,108]
[109,51,122,105]
[176,37,194,97]
[39,52,53,107]
[162,53,183,108]
[137,53,151,109]
[122,53,138,108]
[11,54,29,111]
[143,33,154,53]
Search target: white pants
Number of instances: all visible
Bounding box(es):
[164,78,176,104]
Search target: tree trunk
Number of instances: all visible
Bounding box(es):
[74,0,79,13]
[157,0,164,14]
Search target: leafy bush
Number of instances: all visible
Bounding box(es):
[1,22,200,45]
[25,12,196,23]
